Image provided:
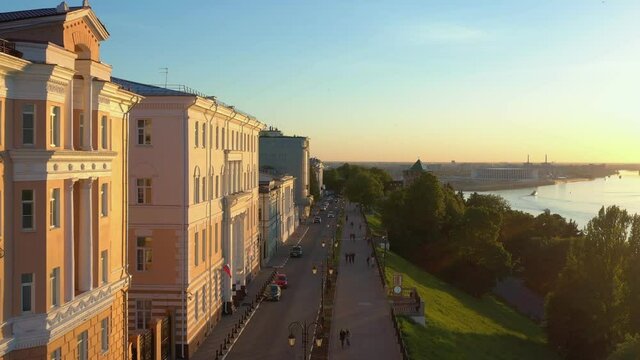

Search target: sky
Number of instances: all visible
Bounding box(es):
[3,1,640,163]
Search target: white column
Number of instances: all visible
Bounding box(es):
[222,215,234,303]
[64,179,77,301]
[78,178,94,292]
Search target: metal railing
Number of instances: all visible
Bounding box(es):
[0,39,22,58]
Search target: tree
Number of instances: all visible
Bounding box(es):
[608,335,640,360]
[546,206,635,359]
[344,171,384,211]
[447,206,512,296]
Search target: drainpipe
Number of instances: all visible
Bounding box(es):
[204,98,219,331]
[182,98,198,358]
[122,93,142,360]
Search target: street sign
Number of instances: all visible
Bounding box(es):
[393,273,403,288]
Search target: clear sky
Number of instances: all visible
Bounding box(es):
[4,1,639,163]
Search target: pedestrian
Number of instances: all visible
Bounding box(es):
[366,256,370,267]
[345,253,349,263]
[339,329,346,349]
[346,215,349,221]
[346,329,351,347]
[359,224,362,230]
[351,221,354,227]
[352,253,356,263]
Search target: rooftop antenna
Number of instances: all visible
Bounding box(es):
[545,154,548,164]
[159,67,168,88]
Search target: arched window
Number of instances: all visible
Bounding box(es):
[202,123,206,148]
[193,167,201,204]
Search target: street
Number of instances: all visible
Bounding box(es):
[225,200,341,360]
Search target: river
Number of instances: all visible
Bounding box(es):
[474,170,640,228]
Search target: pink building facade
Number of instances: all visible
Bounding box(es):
[116,78,265,359]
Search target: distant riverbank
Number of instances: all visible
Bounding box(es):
[445,177,594,192]
[472,171,640,228]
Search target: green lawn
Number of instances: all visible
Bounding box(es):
[365,213,384,236]
[382,251,559,360]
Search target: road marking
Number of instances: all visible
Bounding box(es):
[220,301,262,360]
[274,226,310,268]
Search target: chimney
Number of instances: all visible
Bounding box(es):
[56,1,69,13]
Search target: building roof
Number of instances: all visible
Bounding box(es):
[0,6,83,23]
[111,77,199,97]
[409,159,426,172]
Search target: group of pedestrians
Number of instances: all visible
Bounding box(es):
[339,329,351,349]
[345,252,356,264]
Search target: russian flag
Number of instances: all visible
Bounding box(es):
[222,264,232,278]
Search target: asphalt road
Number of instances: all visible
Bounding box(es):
[226,200,341,360]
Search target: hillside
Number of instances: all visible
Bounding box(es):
[382,251,559,359]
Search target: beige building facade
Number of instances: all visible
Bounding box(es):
[0,4,139,360]
[258,173,296,266]
[116,78,265,359]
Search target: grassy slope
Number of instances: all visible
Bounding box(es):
[383,251,559,360]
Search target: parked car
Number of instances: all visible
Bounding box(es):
[274,274,288,289]
[266,283,282,301]
[290,245,303,257]
[327,212,335,218]
[313,216,322,223]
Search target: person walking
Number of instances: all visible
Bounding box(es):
[366,256,370,267]
[346,329,351,347]
[345,253,349,264]
[339,329,346,349]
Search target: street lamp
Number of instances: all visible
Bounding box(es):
[288,321,324,359]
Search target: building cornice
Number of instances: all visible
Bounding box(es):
[9,277,128,351]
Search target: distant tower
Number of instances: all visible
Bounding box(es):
[527,154,530,164]
[545,154,548,164]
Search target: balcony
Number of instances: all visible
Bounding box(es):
[9,149,116,181]
[0,39,22,58]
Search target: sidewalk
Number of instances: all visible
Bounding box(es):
[329,203,402,360]
[191,224,309,360]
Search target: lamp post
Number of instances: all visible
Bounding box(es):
[288,320,324,360]
[312,257,333,322]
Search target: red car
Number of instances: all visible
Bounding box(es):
[274,274,288,289]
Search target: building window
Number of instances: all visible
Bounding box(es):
[21,273,34,313]
[136,237,152,271]
[194,177,199,204]
[195,122,199,147]
[195,289,199,321]
[22,104,35,145]
[216,126,219,149]
[202,229,206,263]
[209,173,214,201]
[194,232,199,266]
[136,299,152,329]
[50,348,61,360]
[22,189,35,230]
[77,331,88,360]
[79,113,84,148]
[202,177,206,202]
[101,250,108,284]
[101,116,108,149]
[101,317,109,352]
[202,123,206,148]
[222,127,225,149]
[202,286,206,315]
[231,130,235,149]
[215,175,219,198]
[50,188,60,228]
[208,226,212,258]
[101,183,108,216]
[50,106,60,147]
[137,119,151,145]
[50,267,60,307]
[215,223,219,253]
[136,178,152,204]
